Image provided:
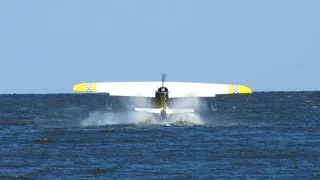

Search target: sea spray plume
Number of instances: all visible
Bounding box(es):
[80,110,156,126]
[80,96,208,126]
[168,97,205,125]
[83,96,154,126]
[80,96,155,126]
[80,110,207,126]
[170,97,201,109]
[127,96,152,109]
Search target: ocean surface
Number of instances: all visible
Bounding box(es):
[0,92,319,179]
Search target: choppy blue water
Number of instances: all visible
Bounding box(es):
[0,92,319,179]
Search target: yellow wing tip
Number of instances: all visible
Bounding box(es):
[73,82,97,92]
[238,84,252,94]
[228,84,252,94]
[73,83,85,91]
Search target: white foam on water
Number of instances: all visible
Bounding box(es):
[80,111,202,126]
[80,96,208,126]
[80,110,207,127]
[166,113,205,126]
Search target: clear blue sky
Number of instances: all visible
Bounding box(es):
[1,0,319,94]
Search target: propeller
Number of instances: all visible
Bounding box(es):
[161,73,166,87]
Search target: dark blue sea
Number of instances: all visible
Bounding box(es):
[1,92,319,179]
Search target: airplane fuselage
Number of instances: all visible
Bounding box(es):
[154,87,170,118]
[154,87,170,108]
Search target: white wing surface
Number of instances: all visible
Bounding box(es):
[73,81,252,97]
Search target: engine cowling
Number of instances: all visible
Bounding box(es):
[155,87,169,108]
[155,87,168,97]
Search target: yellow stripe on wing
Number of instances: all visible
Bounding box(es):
[228,84,234,94]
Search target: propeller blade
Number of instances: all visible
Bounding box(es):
[161,73,166,87]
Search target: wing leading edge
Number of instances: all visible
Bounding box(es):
[72,81,252,97]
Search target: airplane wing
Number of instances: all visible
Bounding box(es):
[72,81,252,98]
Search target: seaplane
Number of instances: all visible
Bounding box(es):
[72,73,252,119]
